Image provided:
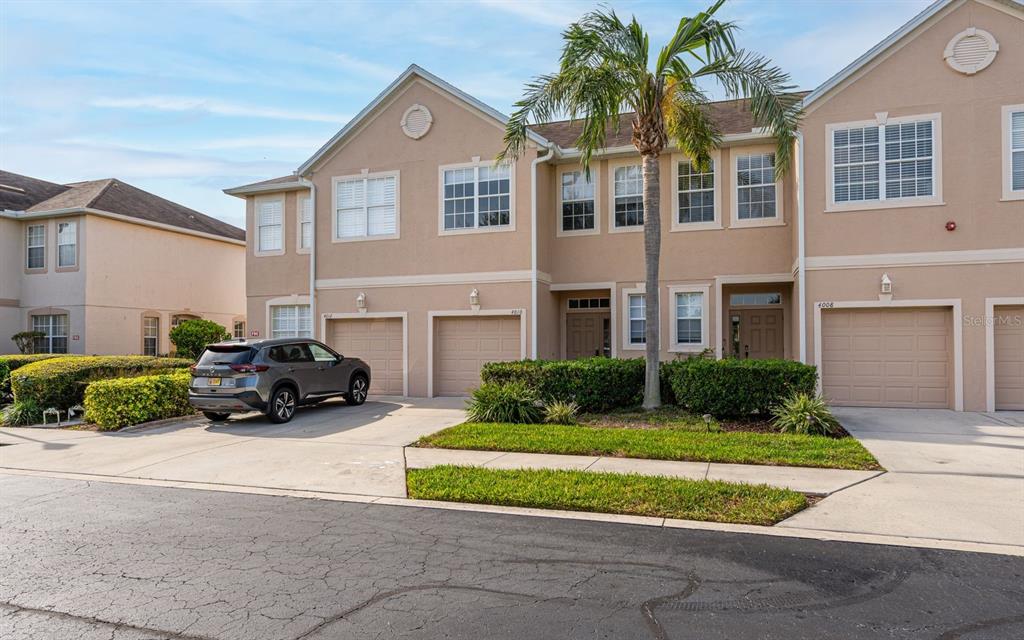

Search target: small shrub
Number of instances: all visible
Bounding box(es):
[465,382,544,424]
[169,319,230,361]
[543,400,579,425]
[84,371,193,430]
[11,331,45,354]
[481,358,644,412]
[11,356,192,411]
[0,399,43,426]
[1,354,72,400]
[668,359,818,417]
[771,393,841,436]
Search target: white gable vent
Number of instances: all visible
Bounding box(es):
[944,28,998,75]
[401,104,433,139]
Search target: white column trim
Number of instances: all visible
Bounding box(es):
[985,297,1024,412]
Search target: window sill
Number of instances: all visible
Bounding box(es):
[1000,193,1024,202]
[825,199,945,213]
[621,342,646,351]
[729,219,786,229]
[297,248,311,255]
[668,345,708,353]
[670,222,723,233]
[254,249,286,257]
[24,268,47,274]
[556,227,600,238]
[331,233,400,243]
[439,225,516,237]
[609,225,644,234]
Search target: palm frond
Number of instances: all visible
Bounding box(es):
[663,81,720,171]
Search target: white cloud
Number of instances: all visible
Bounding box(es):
[476,0,578,28]
[90,95,349,124]
[334,52,401,80]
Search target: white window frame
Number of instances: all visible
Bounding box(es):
[143,315,160,356]
[671,151,722,232]
[620,284,659,352]
[254,195,285,256]
[1002,104,1024,201]
[25,223,45,270]
[731,146,785,228]
[825,112,943,212]
[56,220,77,269]
[270,304,312,339]
[233,320,246,339]
[331,170,401,243]
[556,166,600,237]
[297,193,313,253]
[608,158,644,233]
[669,284,710,353]
[437,159,516,236]
[32,313,68,354]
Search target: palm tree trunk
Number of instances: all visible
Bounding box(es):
[641,152,661,409]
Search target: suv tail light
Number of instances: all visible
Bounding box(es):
[229,364,269,373]
[189,365,197,374]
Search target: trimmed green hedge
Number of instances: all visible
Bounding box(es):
[481,358,644,412]
[0,354,72,399]
[11,355,192,410]
[84,371,193,430]
[482,357,817,417]
[667,358,818,417]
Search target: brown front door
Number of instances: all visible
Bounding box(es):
[734,308,784,360]
[566,313,610,359]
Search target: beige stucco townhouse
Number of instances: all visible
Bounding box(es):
[1,171,246,356]
[227,0,1023,411]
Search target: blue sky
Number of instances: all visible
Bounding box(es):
[1,0,933,228]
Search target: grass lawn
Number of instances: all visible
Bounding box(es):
[416,421,881,470]
[407,465,808,525]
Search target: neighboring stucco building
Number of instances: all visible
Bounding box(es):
[0,171,246,356]
[227,0,1022,411]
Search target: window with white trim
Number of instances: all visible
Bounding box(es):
[628,294,645,345]
[442,164,511,230]
[32,314,68,354]
[736,153,776,219]
[233,320,246,339]
[831,118,936,204]
[271,305,311,338]
[561,170,595,231]
[675,292,703,345]
[257,199,283,252]
[336,174,397,239]
[143,316,159,356]
[613,165,643,227]
[57,221,76,268]
[568,297,609,310]
[299,196,312,249]
[26,224,44,269]
[1011,109,1024,193]
[730,292,781,306]
[677,159,715,223]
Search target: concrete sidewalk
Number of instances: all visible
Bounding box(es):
[405,447,882,496]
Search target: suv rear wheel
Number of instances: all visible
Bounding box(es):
[268,386,297,423]
[346,374,368,406]
[202,411,231,422]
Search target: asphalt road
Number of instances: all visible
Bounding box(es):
[1,474,1022,640]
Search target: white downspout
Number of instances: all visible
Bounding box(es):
[530,145,555,359]
[795,132,807,363]
[299,176,316,338]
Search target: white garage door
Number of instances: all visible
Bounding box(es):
[434,315,521,396]
[821,307,952,409]
[328,317,404,396]
[994,305,1024,410]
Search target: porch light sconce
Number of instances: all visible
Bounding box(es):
[879,273,893,301]
[469,288,480,311]
[356,292,367,313]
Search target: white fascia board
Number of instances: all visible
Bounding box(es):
[223,180,307,197]
[4,207,246,246]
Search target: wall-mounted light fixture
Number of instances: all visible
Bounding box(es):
[880,273,892,296]
[469,288,480,311]
[356,292,367,312]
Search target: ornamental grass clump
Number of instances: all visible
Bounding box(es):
[770,393,841,436]
[465,382,544,424]
[543,400,580,425]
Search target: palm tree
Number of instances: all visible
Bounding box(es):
[500,0,802,408]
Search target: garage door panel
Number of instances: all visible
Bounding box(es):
[994,306,1024,410]
[821,307,952,409]
[328,318,404,396]
[434,315,521,396]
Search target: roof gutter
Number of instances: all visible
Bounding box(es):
[795,131,807,363]
[531,144,556,358]
[0,207,246,246]
[223,180,307,198]
[299,176,317,339]
[555,131,775,160]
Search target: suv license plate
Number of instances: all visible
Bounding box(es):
[208,377,221,386]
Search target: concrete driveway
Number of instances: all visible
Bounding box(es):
[781,408,1024,548]
[0,397,466,498]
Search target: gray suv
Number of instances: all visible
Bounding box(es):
[188,338,371,423]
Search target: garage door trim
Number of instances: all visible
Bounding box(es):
[428,309,526,398]
[813,298,963,411]
[986,297,1024,412]
[321,311,408,397]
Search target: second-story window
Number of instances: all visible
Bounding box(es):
[884,120,933,199]
[57,221,77,268]
[299,196,312,249]
[26,224,45,269]
[257,199,283,252]
[613,165,643,228]
[833,126,880,203]
[677,160,715,224]
[335,173,398,240]
[442,163,511,231]
[560,170,595,232]
[736,153,777,219]
[1009,108,1023,193]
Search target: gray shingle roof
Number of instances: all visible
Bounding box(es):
[0,170,70,211]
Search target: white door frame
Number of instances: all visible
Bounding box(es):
[322,311,409,398]
[985,297,1024,412]
[813,298,963,411]
[427,309,527,398]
